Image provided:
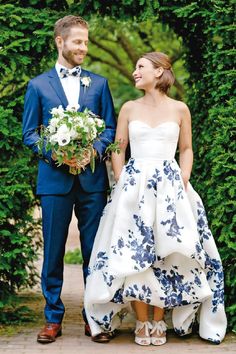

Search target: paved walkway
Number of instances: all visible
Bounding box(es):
[0,216,235,354]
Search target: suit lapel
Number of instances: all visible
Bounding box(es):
[48,68,68,108]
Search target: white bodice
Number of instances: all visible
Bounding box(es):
[129,120,180,160]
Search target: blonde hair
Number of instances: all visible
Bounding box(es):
[141,52,175,93]
[54,15,88,40]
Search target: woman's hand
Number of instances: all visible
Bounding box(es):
[181,170,190,190]
[178,102,193,191]
[114,173,121,183]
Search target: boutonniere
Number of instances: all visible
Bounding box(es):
[81,76,91,91]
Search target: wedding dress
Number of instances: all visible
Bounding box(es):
[84,120,227,343]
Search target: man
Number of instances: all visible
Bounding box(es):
[22,15,116,344]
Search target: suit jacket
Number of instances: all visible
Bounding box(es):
[22,67,116,195]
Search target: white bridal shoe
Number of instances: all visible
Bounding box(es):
[134,320,152,346]
[150,320,167,346]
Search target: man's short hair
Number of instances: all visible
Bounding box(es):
[54,15,88,39]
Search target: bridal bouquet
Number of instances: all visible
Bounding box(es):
[37,104,113,175]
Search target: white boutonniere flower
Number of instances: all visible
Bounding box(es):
[81,76,91,90]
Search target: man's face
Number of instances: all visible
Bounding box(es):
[57,26,89,68]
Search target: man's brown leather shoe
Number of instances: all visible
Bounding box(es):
[91,332,110,343]
[37,323,62,344]
[85,323,92,337]
[85,324,116,343]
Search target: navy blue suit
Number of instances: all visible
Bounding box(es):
[22,67,116,323]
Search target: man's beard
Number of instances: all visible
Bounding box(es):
[62,48,82,67]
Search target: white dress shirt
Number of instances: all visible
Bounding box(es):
[55,62,81,107]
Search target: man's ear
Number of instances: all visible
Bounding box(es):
[155,67,164,78]
[55,36,63,49]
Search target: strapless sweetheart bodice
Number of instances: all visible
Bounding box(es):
[129,120,180,160]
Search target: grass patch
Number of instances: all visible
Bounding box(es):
[64,248,83,264]
[0,292,44,336]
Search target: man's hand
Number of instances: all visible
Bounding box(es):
[52,149,97,170]
[77,149,97,169]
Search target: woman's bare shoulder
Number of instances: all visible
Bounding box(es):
[120,100,137,111]
[169,97,189,112]
[119,100,137,118]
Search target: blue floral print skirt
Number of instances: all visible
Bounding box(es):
[84,158,227,343]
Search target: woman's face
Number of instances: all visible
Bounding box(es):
[132,58,157,90]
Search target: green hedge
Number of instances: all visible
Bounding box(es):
[0,106,41,313]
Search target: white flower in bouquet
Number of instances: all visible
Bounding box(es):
[66,103,80,112]
[70,128,78,139]
[50,118,60,128]
[57,123,70,134]
[94,117,104,128]
[87,117,95,125]
[48,118,60,133]
[49,133,59,145]
[51,105,65,118]
[49,125,56,134]
[89,127,97,140]
[58,133,71,146]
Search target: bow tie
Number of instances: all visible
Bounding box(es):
[60,66,81,79]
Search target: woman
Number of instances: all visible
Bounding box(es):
[84,52,227,345]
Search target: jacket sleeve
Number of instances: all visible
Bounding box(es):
[22,80,53,164]
[93,79,116,158]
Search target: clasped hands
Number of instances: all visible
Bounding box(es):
[52,149,97,170]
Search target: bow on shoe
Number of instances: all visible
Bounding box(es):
[60,66,81,78]
[134,320,153,346]
[150,320,167,336]
[150,320,167,346]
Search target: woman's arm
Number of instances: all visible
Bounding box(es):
[178,103,193,189]
[112,102,131,182]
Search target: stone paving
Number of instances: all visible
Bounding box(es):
[0,215,235,354]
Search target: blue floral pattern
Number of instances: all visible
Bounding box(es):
[88,251,108,275]
[196,201,213,241]
[205,254,225,313]
[124,284,152,304]
[112,215,156,270]
[138,195,144,210]
[164,160,184,200]
[147,169,162,196]
[154,265,201,307]
[161,196,184,242]
[91,311,114,331]
[123,158,141,191]
[111,287,125,304]
[163,160,181,186]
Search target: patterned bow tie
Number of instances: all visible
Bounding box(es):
[60,66,81,79]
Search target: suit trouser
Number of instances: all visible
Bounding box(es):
[40,178,107,324]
